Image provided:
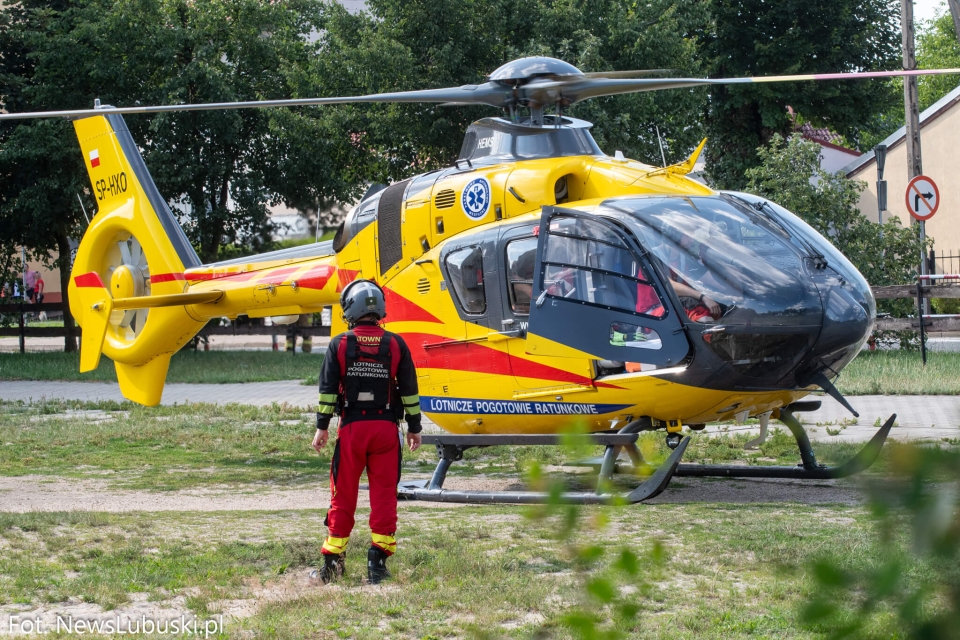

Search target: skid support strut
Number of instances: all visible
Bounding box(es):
[398,424,687,505]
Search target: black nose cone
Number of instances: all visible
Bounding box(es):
[797,268,874,385]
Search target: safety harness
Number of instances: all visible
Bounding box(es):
[338,331,399,423]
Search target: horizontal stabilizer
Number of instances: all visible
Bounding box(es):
[112,290,223,310]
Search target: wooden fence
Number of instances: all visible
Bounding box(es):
[0,302,330,351]
[2,282,957,350]
[872,284,960,332]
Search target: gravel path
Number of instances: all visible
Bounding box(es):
[0,473,868,513]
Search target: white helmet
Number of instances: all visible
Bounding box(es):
[340,279,387,326]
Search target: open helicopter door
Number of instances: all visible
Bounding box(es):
[525,207,690,367]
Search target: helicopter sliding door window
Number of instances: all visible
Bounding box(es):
[525,208,690,366]
[445,246,486,314]
[505,237,537,315]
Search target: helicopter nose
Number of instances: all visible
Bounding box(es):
[797,272,874,383]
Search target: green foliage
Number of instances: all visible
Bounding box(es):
[918,11,960,111]
[857,9,960,151]
[802,446,960,638]
[745,133,925,324]
[704,0,902,189]
[520,433,673,639]
[303,0,711,177]
[932,298,960,314]
[0,0,362,263]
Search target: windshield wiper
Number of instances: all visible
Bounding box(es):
[748,198,828,269]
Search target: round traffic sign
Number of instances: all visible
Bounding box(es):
[905,175,940,221]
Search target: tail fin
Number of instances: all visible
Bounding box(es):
[69,113,207,405]
[71,272,113,373]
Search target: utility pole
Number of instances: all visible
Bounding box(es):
[902,0,930,314]
[948,0,960,43]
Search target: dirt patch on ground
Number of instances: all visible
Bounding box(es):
[0,476,326,513]
[646,476,866,505]
[0,472,868,513]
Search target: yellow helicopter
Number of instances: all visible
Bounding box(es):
[4,57,955,503]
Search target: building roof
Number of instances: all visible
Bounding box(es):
[843,82,960,177]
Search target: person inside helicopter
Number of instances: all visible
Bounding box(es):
[662,229,723,323]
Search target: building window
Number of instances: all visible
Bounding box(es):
[445,246,486,314]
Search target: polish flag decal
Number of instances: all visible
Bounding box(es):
[89,149,100,168]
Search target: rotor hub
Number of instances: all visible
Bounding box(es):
[488,56,584,86]
[110,264,145,299]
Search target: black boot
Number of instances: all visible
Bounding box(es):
[367,546,391,584]
[315,552,345,585]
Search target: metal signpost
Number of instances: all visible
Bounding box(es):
[905,175,940,364]
[875,144,887,228]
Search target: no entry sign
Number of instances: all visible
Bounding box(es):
[905,175,940,221]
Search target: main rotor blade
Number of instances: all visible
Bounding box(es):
[1,67,957,120]
[0,84,513,121]
[528,67,960,105]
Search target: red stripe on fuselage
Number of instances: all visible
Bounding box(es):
[337,269,360,293]
[296,264,336,291]
[382,287,442,324]
[257,266,301,283]
[149,272,185,284]
[185,270,258,282]
[74,272,105,288]
[399,332,623,389]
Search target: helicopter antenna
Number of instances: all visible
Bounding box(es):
[656,125,667,167]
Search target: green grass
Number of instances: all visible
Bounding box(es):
[0,400,900,492]
[837,350,960,395]
[0,400,326,490]
[0,505,931,638]
[0,399,945,637]
[0,350,323,384]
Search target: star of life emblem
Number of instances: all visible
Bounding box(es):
[461,177,491,219]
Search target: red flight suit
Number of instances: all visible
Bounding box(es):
[315,321,421,557]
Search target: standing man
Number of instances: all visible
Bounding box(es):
[311,279,422,585]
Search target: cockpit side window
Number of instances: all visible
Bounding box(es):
[540,216,664,318]
[445,246,486,314]
[506,237,537,315]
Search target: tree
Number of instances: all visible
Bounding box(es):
[299,0,711,185]
[1,0,366,270]
[918,9,960,109]
[77,0,340,262]
[704,0,902,189]
[858,8,960,150]
[745,134,923,322]
[0,1,94,351]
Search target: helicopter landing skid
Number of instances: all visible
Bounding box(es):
[397,431,689,505]
[573,405,896,481]
[673,412,895,480]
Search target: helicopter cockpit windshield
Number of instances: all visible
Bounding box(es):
[601,195,821,327]
[458,117,603,166]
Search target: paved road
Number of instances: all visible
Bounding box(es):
[0,380,956,442]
